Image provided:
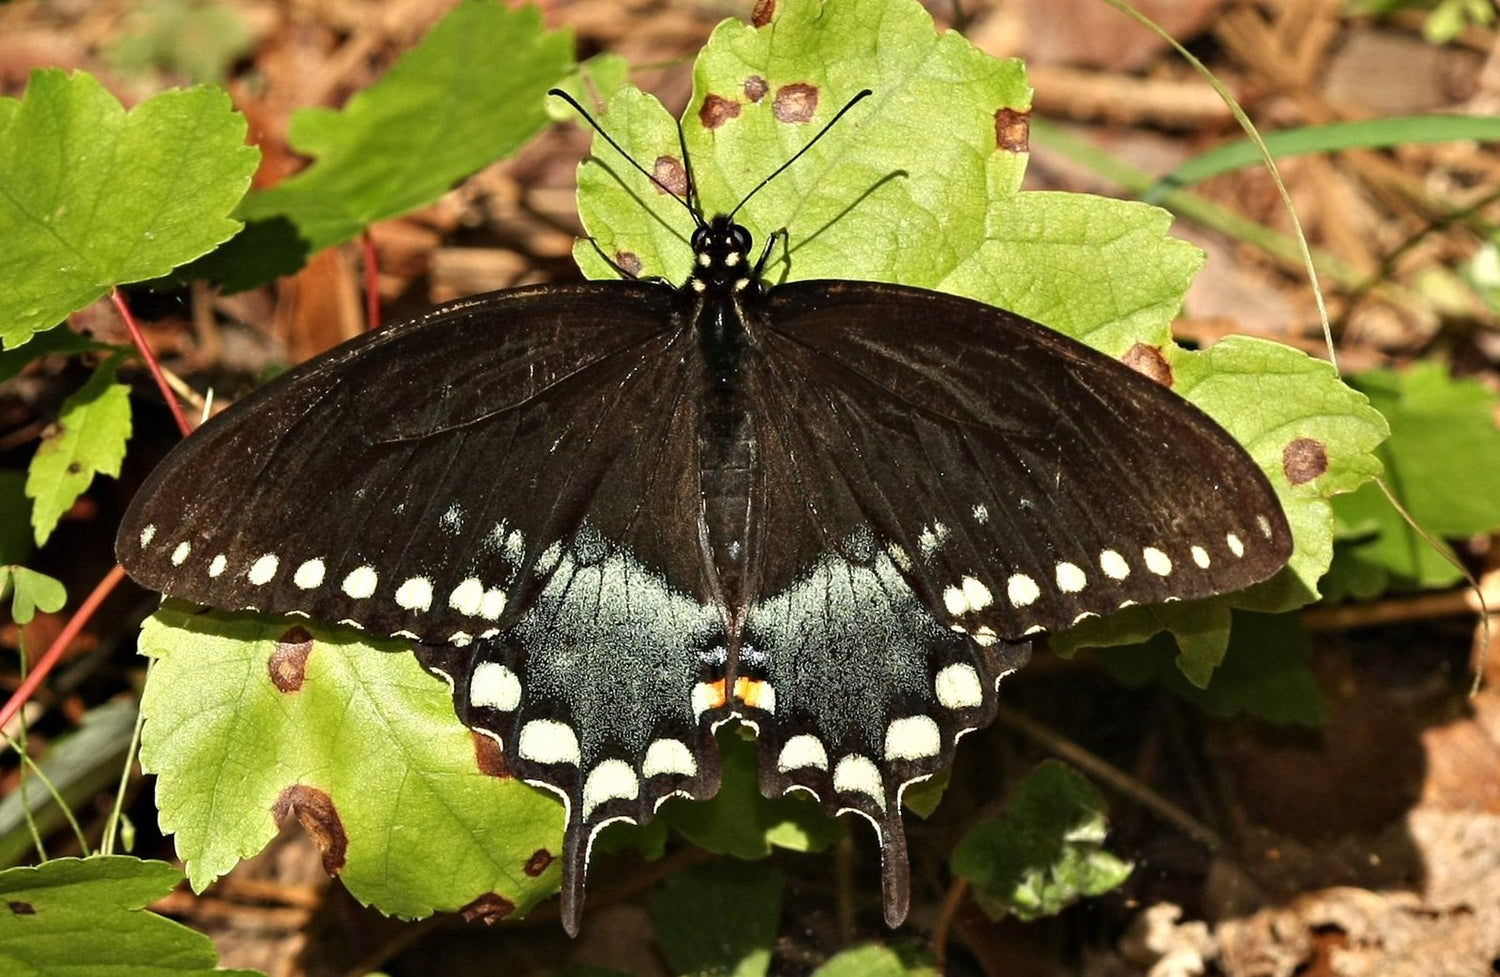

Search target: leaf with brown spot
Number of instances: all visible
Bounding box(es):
[698,94,741,129]
[8,900,34,915]
[994,107,1030,152]
[752,0,776,27]
[1121,342,1173,387]
[744,76,768,103]
[473,729,511,779]
[651,156,688,197]
[1283,437,1329,485]
[524,849,554,877]
[138,606,563,920]
[274,785,348,875]
[268,625,315,692]
[772,83,819,123]
[460,892,517,924]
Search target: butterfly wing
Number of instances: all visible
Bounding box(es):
[117,283,734,934]
[731,279,1291,924]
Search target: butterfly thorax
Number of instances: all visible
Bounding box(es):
[689,216,765,620]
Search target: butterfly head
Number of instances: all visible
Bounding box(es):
[689,214,758,295]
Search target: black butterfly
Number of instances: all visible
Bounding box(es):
[116,89,1292,934]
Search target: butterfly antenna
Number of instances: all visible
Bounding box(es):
[548,88,702,227]
[728,88,873,221]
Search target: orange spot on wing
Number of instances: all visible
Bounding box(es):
[734,677,769,710]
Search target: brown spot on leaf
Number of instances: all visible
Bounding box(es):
[1283,437,1328,485]
[66,462,82,475]
[652,155,688,197]
[699,94,741,130]
[274,785,347,876]
[614,252,643,278]
[9,901,35,915]
[268,626,314,692]
[994,108,1031,153]
[773,83,819,123]
[1121,343,1173,387]
[524,848,554,877]
[473,730,512,779]
[751,0,776,27]
[744,76,768,103]
[461,892,517,924]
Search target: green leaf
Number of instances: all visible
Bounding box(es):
[1325,363,1500,598]
[811,945,937,977]
[660,729,841,861]
[1095,612,1324,726]
[24,357,132,546]
[950,761,1132,922]
[1144,114,1500,202]
[0,70,257,348]
[0,856,263,976]
[137,605,562,920]
[0,567,66,627]
[218,1,572,289]
[649,862,783,977]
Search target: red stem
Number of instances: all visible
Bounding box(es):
[0,565,128,734]
[362,232,381,329]
[112,289,192,439]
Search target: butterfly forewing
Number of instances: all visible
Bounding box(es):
[757,280,1293,639]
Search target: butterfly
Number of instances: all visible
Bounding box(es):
[116,88,1292,934]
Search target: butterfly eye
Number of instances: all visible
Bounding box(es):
[729,224,751,254]
[690,226,710,252]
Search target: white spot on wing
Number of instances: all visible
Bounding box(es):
[935,663,984,709]
[469,661,521,711]
[536,540,563,575]
[1227,532,1245,558]
[1191,545,1211,569]
[642,739,697,778]
[449,630,473,647]
[884,715,941,760]
[1100,549,1130,580]
[395,576,434,611]
[917,521,951,560]
[943,585,967,617]
[777,734,829,772]
[248,554,279,586]
[504,530,525,562]
[691,681,719,719]
[972,625,998,647]
[440,503,464,534]
[582,760,640,818]
[1143,547,1173,576]
[1007,573,1040,608]
[208,554,227,578]
[518,719,580,765]
[971,503,989,524]
[139,525,156,547]
[449,578,484,616]
[962,575,993,610]
[1055,561,1086,593]
[171,542,191,566]
[832,754,885,808]
[342,565,378,598]
[886,542,912,571]
[1257,514,1273,538]
[294,559,325,589]
[479,588,507,621]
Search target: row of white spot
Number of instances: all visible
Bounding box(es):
[142,524,510,644]
[467,657,986,818]
[937,526,1266,623]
